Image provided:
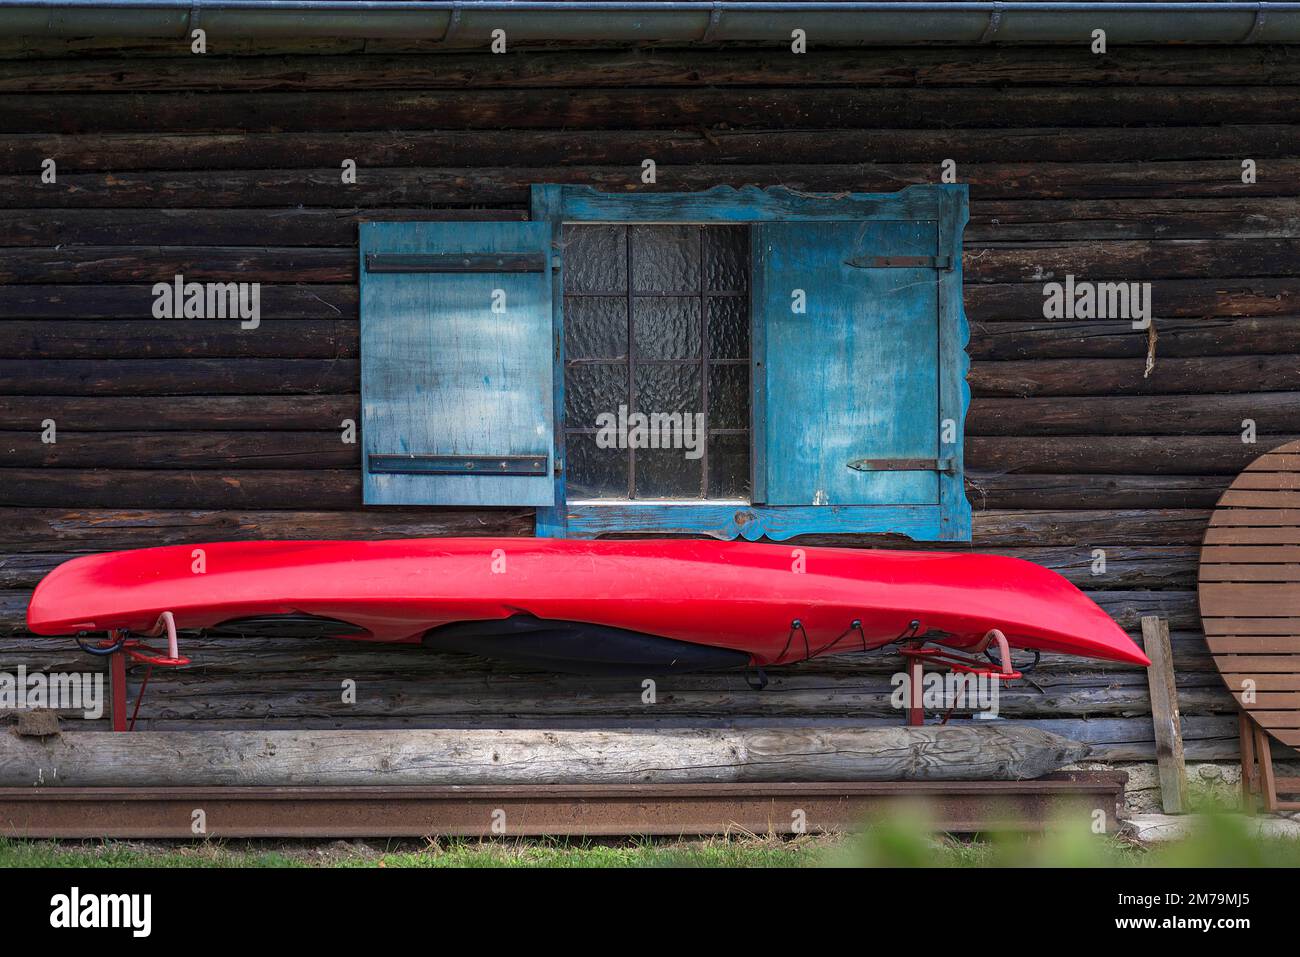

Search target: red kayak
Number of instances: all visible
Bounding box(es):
[27,538,1148,673]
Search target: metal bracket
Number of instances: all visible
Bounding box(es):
[979,1,1004,43]
[847,456,957,474]
[701,1,724,42]
[364,252,546,274]
[368,453,549,476]
[845,254,952,270]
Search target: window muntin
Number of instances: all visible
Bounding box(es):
[563,223,751,501]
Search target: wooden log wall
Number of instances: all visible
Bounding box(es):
[0,38,1297,763]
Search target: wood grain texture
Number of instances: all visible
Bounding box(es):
[0,726,1091,787]
[1200,439,1300,753]
[0,43,1295,754]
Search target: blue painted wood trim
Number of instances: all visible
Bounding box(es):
[530,184,569,538]
[529,183,972,543]
[557,184,947,224]
[937,185,973,541]
[564,504,946,542]
[750,223,768,504]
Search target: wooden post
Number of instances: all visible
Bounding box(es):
[1141,615,1188,814]
[1238,710,1258,813]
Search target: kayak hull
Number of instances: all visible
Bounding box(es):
[26,537,1150,668]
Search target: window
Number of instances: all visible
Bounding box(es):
[358,185,970,542]
[563,224,751,501]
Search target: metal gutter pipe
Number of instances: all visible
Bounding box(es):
[0,1,1297,45]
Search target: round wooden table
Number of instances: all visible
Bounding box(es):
[1199,438,1300,750]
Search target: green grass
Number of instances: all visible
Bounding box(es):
[0,835,829,868]
[4,810,1298,868]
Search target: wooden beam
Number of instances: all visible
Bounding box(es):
[0,726,1091,787]
[1142,615,1189,814]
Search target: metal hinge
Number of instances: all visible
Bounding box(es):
[368,453,549,476]
[847,457,957,475]
[844,255,953,270]
[365,252,546,274]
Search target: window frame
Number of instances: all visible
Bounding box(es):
[531,183,970,542]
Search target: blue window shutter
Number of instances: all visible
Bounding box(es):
[359,222,555,506]
[754,221,943,507]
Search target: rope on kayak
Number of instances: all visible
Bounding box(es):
[748,618,923,691]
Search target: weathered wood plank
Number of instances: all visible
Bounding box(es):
[0,320,358,359]
[968,279,1300,321]
[0,395,358,431]
[968,474,1228,510]
[5,240,1298,285]
[0,506,1213,549]
[5,279,1290,323]
[10,469,1212,512]
[2,393,1291,439]
[4,198,1297,249]
[0,162,1293,210]
[3,47,1296,91]
[968,436,1300,476]
[971,356,1300,398]
[3,125,1296,176]
[968,394,1300,437]
[0,469,360,509]
[1142,616,1189,813]
[0,358,358,395]
[3,88,1293,134]
[0,726,1090,786]
[971,318,1300,360]
[0,431,356,469]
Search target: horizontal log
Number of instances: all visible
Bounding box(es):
[0,160,1279,209]
[0,506,535,550]
[0,283,355,319]
[4,198,1297,249]
[5,125,1297,176]
[0,726,1091,786]
[971,356,1300,398]
[969,198,1300,242]
[1,393,1293,439]
[1,161,1294,211]
[6,240,1300,286]
[0,431,356,469]
[0,506,1211,550]
[964,241,1300,284]
[0,358,358,395]
[0,469,360,509]
[0,320,358,359]
[4,88,1293,135]
[3,47,1295,92]
[971,318,1300,361]
[32,715,1245,762]
[1,433,1275,478]
[0,395,358,431]
[968,393,1300,436]
[6,356,1298,399]
[968,474,1229,510]
[6,279,1293,322]
[3,663,1219,720]
[0,469,1224,512]
[967,278,1300,320]
[968,436,1300,476]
